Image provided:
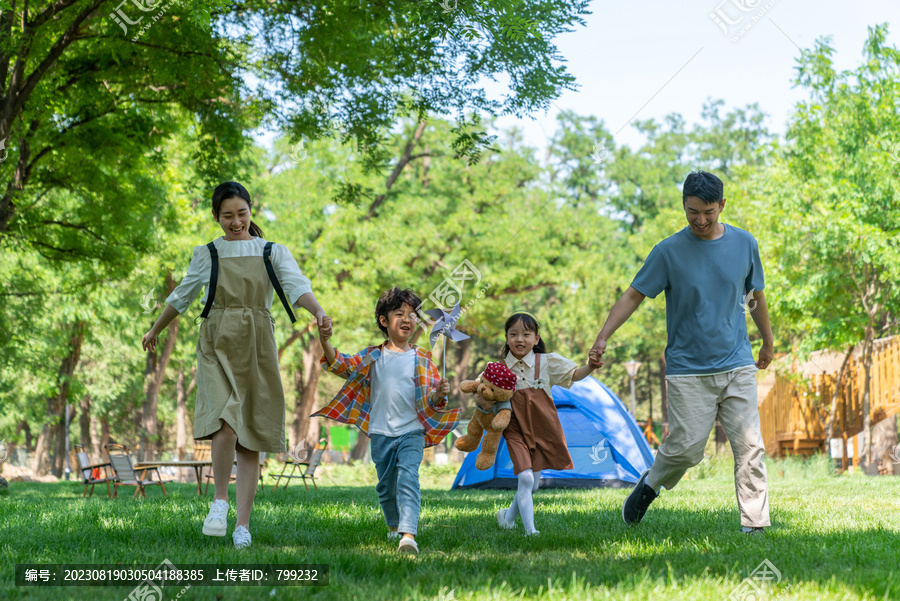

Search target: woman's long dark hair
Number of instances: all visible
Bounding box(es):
[211,181,264,239]
[500,313,547,359]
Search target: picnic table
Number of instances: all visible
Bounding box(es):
[133,460,213,495]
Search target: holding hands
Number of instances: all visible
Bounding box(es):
[589,339,606,369]
[317,311,333,340]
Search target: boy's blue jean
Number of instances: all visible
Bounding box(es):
[369,430,425,536]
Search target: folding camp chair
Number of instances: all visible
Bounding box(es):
[271,439,326,492]
[204,451,267,494]
[74,444,115,498]
[104,444,168,499]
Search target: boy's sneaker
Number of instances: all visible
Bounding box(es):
[398,536,419,555]
[742,526,765,535]
[387,530,401,540]
[496,509,516,530]
[622,470,658,525]
[202,499,229,537]
[233,525,252,549]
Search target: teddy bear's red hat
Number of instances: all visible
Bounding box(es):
[483,362,517,391]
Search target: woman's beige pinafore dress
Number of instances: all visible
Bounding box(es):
[194,251,286,453]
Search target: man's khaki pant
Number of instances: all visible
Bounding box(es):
[646,365,771,528]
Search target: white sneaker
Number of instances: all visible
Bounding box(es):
[398,536,419,554]
[525,530,541,536]
[387,530,401,540]
[496,509,516,530]
[202,499,228,537]
[233,525,252,549]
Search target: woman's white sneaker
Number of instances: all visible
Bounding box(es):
[233,525,252,549]
[202,499,229,537]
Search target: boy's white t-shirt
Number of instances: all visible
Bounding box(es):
[368,348,421,436]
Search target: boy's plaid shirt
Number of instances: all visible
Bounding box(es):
[312,343,461,448]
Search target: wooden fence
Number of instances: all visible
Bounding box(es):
[758,336,900,458]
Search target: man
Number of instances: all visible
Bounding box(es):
[590,170,774,534]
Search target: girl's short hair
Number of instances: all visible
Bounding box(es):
[375,287,423,338]
[212,181,265,239]
[500,313,546,358]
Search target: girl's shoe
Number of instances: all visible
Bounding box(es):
[233,525,252,549]
[387,531,401,540]
[398,537,419,554]
[202,499,229,537]
[496,509,516,530]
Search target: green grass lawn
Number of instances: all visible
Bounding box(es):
[2,455,899,601]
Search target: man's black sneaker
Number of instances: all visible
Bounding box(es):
[742,526,765,535]
[622,470,658,525]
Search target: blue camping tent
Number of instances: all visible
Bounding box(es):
[451,376,654,489]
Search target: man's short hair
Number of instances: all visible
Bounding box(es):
[682,171,724,204]
[375,287,423,337]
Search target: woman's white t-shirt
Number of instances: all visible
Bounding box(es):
[165,237,312,314]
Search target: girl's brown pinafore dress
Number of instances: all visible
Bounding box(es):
[502,353,573,475]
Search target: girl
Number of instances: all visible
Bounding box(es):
[495,311,598,535]
[141,181,331,549]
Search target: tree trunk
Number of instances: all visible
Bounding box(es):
[175,365,192,461]
[79,395,92,451]
[871,415,898,475]
[291,335,323,451]
[100,418,110,454]
[16,420,32,452]
[32,320,86,476]
[715,421,727,455]
[860,322,875,468]
[350,431,369,461]
[90,414,101,458]
[141,277,179,461]
[824,345,854,448]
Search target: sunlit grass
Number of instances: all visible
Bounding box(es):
[2,454,898,600]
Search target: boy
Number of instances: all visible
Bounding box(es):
[313,287,459,554]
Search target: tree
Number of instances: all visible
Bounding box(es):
[0,0,253,269]
[229,0,590,197]
[747,24,900,465]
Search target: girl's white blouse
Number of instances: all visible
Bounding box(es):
[165,237,312,314]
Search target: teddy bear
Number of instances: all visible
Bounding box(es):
[455,362,517,470]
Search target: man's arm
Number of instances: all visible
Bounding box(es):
[589,286,646,367]
[749,291,775,370]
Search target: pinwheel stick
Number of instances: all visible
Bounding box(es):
[423,303,471,384]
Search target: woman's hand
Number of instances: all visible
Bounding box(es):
[317,312,332,340]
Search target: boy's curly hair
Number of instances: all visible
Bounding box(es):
[375,287,423,338]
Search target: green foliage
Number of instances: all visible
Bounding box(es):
[227,0,588,183]
[747,24,900,354]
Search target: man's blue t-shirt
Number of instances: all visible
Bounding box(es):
[631,224,764,375]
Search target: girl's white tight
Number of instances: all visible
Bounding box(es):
[504,470,541,534]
